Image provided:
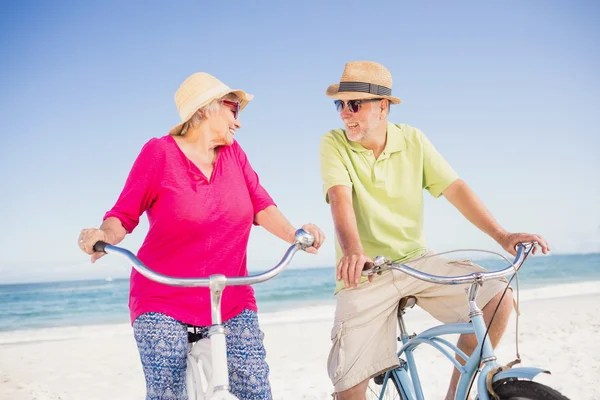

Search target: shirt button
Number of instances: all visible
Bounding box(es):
[194,175,200,180]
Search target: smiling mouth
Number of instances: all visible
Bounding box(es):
[347,122,358,129]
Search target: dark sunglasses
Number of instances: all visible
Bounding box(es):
[334,98,382,113]
[220,100,240,119]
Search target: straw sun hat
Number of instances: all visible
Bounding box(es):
[326,61,402,104]
[169,72,253,136]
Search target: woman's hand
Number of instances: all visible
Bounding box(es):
[253,207,326,253]
[78,228,110,263]
[299,223,325,254]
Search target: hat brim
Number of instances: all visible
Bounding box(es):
[326,83,401,104]
[168,88,254,136]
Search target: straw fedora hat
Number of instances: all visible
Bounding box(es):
[169,72,253,135]
[326,61,401,104]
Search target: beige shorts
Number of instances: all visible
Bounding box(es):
[327,251,511,393]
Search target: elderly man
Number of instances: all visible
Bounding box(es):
[319,61,549,400]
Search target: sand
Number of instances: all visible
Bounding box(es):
[1,282,598,399]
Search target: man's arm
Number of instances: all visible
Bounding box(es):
[443,179,550,255]
[328,186,372,287]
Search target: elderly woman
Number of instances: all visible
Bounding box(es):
[78,72,325,400]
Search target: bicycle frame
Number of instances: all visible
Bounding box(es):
[190,273,238,399]
[371,243,549,400]
[378,282,496,400]
[93,229,315,400]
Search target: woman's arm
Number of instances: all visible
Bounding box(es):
[78,139,163,262]
[254,205,325,254]
[254,205,297,243]
[78,217,128,262]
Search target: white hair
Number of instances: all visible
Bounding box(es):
[382,99,391,117]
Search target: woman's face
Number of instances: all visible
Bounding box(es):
[208,98,242,146]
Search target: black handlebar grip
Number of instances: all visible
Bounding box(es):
[93,241,109,253]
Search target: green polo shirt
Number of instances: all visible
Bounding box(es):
[319,122,458,292]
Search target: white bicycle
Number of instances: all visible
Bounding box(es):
[93,229,315,400]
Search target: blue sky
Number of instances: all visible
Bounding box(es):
[0,1,598,283]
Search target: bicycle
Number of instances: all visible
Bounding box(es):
[93,228,315,400]
[361,242,569,400]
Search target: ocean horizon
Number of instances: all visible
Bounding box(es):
[1,252,599,332]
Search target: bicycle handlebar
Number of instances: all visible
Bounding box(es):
[92,229,315,287]
[362,242,535,285]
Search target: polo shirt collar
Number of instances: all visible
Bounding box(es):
[346,122,406,154]
[384,122,407,154]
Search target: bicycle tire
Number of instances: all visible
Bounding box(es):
[490,379,570,400]
[366,370,408,400]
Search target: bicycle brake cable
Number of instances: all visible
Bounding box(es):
[390,248,518,265]
[477,243,533,364]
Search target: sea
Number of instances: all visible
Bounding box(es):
[1,253,599,332]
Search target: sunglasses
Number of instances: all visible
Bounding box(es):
[220,100,240,120]
[334,98,382,113]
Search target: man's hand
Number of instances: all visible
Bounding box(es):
[337,252,373,288]
[497,232,550,256]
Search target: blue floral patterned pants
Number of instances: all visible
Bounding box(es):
[133,310,272,400]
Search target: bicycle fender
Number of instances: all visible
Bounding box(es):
[492,366,550,383]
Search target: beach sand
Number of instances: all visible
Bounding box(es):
[1,282,598,399]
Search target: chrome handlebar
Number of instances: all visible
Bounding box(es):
[93,229,315,287]
[362,242,536,285]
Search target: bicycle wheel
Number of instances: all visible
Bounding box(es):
[366,370,407,400]
[489,379,569,400]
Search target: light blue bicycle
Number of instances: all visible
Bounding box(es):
[362,242,569,400]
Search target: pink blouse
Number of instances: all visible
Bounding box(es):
[104,135,275,326]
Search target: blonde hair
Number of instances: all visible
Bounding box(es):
[175,93,240,136]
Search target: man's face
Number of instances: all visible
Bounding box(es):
[336,98,384,142]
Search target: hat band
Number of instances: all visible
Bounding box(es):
[338,81,392,96]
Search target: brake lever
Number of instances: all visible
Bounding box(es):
[361,255,391,276]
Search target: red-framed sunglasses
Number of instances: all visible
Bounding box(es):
[220,100,240,119]
[334,98,382,113]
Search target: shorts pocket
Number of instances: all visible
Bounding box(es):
[327,323,345,383]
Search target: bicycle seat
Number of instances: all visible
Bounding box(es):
[398,296,417,313]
